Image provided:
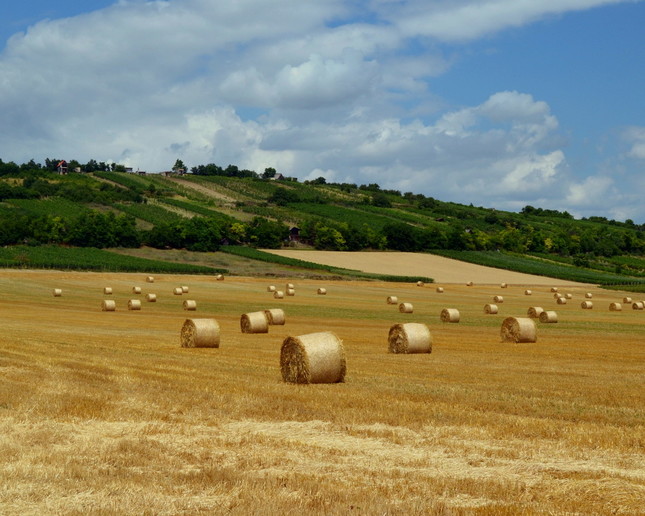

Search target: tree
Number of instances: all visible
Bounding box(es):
[173,159,186,172]
[262,167,277,179]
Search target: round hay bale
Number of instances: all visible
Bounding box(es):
[132,286,142,294]
[554,293,563,299]
[388,323,432,354]
[501,317,536,343]
[399,302,414,313]
[440,308,460,323]
[52,288,63,297]
[286,283,294,290]
[585,292,593,299]
[183,299,197,311]
[181,286,189,293]
[623,297,632,304]
[317,288,327,295]
[550,287,559,293]
[466,281,473,286]
[240,311,269,333]
[436,287,444,293]
[181,318,220,348]
[267,285,276,292]
[609,302,622,312]
[416,281,424,287]
[524,289,532,296]
[280,331,346,384]
[493,295,504,303]
[632,302,644,311]
[274,290,285,299]
[565,293,573,299]
[146,276,154,283]
[581,301,593,309]
[386,296,398,305]
[264,308,285,325]
[527,306,544,318]
[173,287,183,295]
[556,297,567,305]
[146,293,157,302]
[286,288,296,296]
[128,299,141,311]
[539,310,558,323]
[101,300,116,312]
[103,287,113,295]
[500,282,508,288]
[484,304,499,314]
[215,274,224,281]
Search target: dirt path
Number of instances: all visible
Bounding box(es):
[263,250,589,285]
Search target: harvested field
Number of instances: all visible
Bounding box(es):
[0,268,643,515]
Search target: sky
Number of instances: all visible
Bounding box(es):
[1,1,644,223]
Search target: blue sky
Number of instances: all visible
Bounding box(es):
[1,0,644,222]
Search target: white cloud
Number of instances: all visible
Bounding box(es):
[623,126,645,160]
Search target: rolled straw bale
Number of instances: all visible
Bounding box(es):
[554,292,563,299]
[466,281,473,286]
[565,293,573,299]
[551,287,559,293]
[399,302,414,313]
[132,286,142,294]
[539,310,558,323]
[280,331,346,384]
[274,290,284,299]
[623,297,632,304]
[556,297,567,305]
[440,308,460,323]
[240,311,269,333]
[103,287,113,295]
[493,295,504,303]
[52,288,62,297]
[267,285,276,292]
[128,299,141,311]
[388,323,432,354]
[501,282,508,288]
[527,306,544,318]
[416,281,424,287]
[181,318,220,348]
[181,286,189,293]
[173,287,183,295]
[386,296,399,305]
[101,300,116,312]
[146,293,157,302]
[525,289,532,295]
[264,308,285,325]
[317,288,327,295]
[609,302,622,312]
[286,288,296,296]
[632,302,644,311]
[581,301,593,309]
[501,317,536,343]
[146,276,154,283]
[585,292,593,299]
[215,274,224,281]
[484,304,499,314]
[436,287,444,293]
[183,300,197,311]
[286,283,294,290]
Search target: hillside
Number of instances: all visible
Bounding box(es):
[1,158,644,287]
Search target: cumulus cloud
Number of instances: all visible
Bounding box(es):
[623,126,645,160]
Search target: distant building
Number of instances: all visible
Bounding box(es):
[289,227,301,242]
[57,160,68,175]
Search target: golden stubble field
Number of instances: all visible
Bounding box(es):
[0,267,644,515]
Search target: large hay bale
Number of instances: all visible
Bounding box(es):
[440,308,460,323]
[484,304,499,314]
[146,276,154,283]
[146,293,157,302]
[416,281,424,287]
[317,288,327,295]
[386,296,398,305]
[525,289,532,296]
[267,285,276,292]
[466,281,473,286]
[500,282,508,288]
[539,310,558,323]
[215,274,224,281]
[52,288,62,297]
[264,308,285,325]
[632,302,644,311]
[280,332,346,384]
[556,297,567,305]
[501,317,536,343]
[240,311,269,333]
[388,323,432,354]
[550,287,559,293]
[183,299,197,311]
[581,301,593,309]
[132,286,142,294]
[623,297,632,304]
[585,292,593,299]
[181,318,220,348]
[399,302,414,313]
[527,306,544,318]
[128,299,141,311]
[554,292,563,299]
[565,293,573,299]
[181,286,189,293]
[436,287,444,293]
[609,302,622,312]
[173,287,183,295]
[286,288,296,296]
[101,300,116,312]
[493,295,504,303]
[286,283,295,290]
[103,287,113,295]
[274,290,284,299]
